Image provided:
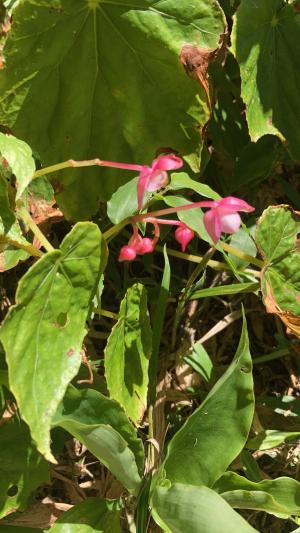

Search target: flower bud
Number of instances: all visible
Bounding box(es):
[175,224,195,252]
[118,245,137,262]
[136,237,155,255]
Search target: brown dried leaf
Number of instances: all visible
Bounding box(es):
[179,31,226,112]
[264,279,300,340]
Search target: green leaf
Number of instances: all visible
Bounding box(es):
[163,315,254,487]
[53,384,144,476]
[107,177,139,225]
[228,227,258,270]
[0,416,49,519]
[183,341,213,383]
[231,0,300,160]
[169,173,220,200]
[0,222,107,461]
[247,429,300,451]
[151,483,258,533]
[0,133,35,199]
[49,497,121,532]
[0,0,225,219]
[0,246,29,272]
[255,206,300,332]
[53,389,142,495]
[104,283,152,424]
[188,281,259,300]
[214,471,300,517]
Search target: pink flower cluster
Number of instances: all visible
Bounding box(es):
[96,153,254,262]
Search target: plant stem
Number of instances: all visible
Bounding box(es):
[253,348,290,365]
[93,308,118,320]
[155,245,261,278]
[1,236,43,258]
[103,219,130,241]
[133,201,215,221]
[220,242,264,268]
[18,206,55,252]
[34,158,144,179]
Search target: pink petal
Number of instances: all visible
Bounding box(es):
[145,169,168,192]
[118,245,137,262]
[218,209,241,234]
[203,208,222,243]
[137,167,151,210]
[218,196,255,213]
[152,154,183,171]
[175,224,195,252]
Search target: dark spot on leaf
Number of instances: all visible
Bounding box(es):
[52,312,69,328]
[7,485,18,497]
[240,365,251,373]
[67,348,75,357]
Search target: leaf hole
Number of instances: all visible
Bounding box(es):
[7,485,18,497]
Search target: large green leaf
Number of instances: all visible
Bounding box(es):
[49,497,121,532]
[163,315,254,487]
[104,283,152,424]
[54,385,144,471]
[231,0,300,160]
[214,471,300,518]
[0,222,106,461]
[0,0,225,219]
[151,482,258,533]
[0,416,49,519]
[255,206,300,335]
[0,133,35,198]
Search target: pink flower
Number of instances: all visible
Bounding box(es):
[137,154,183,210]
[203,197,255,243]
[175,223,195,252]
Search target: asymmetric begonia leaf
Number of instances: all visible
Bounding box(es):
[0,133,35,199]
[104,283,152,424]
[231,0,300,160]
[54,384,144,472]
[0,416,49,519]
[163,315,254,487]
[49,497,121,532]
[151,483,258,532]
[0,0,225,219]
[214,472,300,517]
[255,205,300,338]
[0,222,106,462]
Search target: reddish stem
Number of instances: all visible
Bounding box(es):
[134,200,216,221]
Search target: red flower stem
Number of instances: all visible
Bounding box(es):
[143,217,182,226]
[133,200,216,221]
